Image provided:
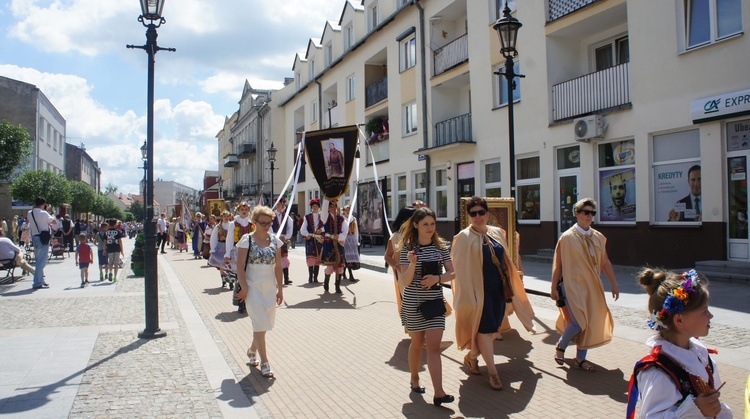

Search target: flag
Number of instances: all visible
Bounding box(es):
[304,125,359,201]
[181,198,193,242]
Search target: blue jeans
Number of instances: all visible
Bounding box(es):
[32,235,49,287]
[557,282,588,360]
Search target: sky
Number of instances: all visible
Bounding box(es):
[0,0,344,193]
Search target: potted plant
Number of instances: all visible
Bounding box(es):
[131,232,145,276]
[365,115,389,142]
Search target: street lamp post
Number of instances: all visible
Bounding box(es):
[493,1,524,200]
[267,143,277,203]
[127,0,175,339]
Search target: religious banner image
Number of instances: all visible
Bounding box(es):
[357,181,384,236]
[599,168,635,222]
[654,162,702,223]
[304,125,360,200]
[207,199,225,218]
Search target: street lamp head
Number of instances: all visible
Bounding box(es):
[493,2,522,59]
[139,0,165,22]
[140,140,148,161]
[267,142,278,163]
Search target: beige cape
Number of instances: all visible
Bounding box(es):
[451,226,536,351]
[554,226,614,350]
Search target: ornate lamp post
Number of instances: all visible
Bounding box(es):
[493,2,524,200]
[267,143,277,203]
[127,0,175,339]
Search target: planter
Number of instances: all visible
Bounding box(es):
[131,268,144,277]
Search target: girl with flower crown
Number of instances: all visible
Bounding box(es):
[627,268,732,418]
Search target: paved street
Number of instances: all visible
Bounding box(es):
[1,238,748,418]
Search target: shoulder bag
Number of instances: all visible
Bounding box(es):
[31,211,51,245]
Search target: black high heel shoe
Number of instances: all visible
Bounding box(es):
[410,383,425,394]
[433,394,454,406]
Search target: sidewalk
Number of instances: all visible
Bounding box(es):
[1,240,748,417]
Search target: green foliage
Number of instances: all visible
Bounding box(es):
[365,115,386,136]
[93,194,124,220]
[129,199,145,221]
[123,211,135,222]
[0,121,33,182]
[68,181,97,214]
[103,183,118,195]
[10,170,71,206]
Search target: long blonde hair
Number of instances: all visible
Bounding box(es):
[396,207,447,251]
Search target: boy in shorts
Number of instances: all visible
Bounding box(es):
[104,219,124,282]
[96,222,108,281]
[75,233,93,288]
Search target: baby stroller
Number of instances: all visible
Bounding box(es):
[50,236,66,259]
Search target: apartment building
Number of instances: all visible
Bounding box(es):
[268,0,748,268]
[65,143,102,193]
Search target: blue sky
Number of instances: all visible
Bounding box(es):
[0,0,343,193]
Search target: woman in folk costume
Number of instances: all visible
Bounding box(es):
[209,210,235,288]
[550,198,619,372]
[451,196,537,391]
[227,202,255,291]
[341,205,360,283]
[300,198,324,283]
[319,199,348,294]
[202,215,215,261]
[175,219,187,252]
[191,212,206,259]
[168,217,176,249]
[384,206,416,315]
[272,197,293,285]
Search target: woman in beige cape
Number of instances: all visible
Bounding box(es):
[452,197,536,390]
[384,206,416,316]
[550,198,619,372]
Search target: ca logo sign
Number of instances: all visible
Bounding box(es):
[704,99,720,114]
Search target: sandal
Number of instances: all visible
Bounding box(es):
[260,362,274,378]
[246,348,259,367]
[463,353,480,375]
[410,381,426,394]
[574,358,596,372]
[489,375,504,391]
[554,346,565,366]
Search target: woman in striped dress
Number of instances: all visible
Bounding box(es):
[398,207,455,407]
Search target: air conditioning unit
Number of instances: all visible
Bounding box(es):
[573,115,606,142]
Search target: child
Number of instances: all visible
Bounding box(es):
[96,222,108,281]
[75,233,93,288]
[627,269,732,418]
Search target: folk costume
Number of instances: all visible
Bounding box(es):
[300,199,324,283]
[272,207,293,285]
[202,223,213,260]
[227,214,254,284]
[192,219,206,259]
[342,215,360,281]
[554,225,614,356]
[451,226,536,352]
[319,199,349,294]
[209,219,234,287]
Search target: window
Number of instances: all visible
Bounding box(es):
[310,101,318,122]
[494,61,521,107]
[400,35,417,71]
[413,171,426,203]
[344,25,354,51]
[397,174,407,211]
[484,160,502,197]
[434,168,448,218]
[685,0,742,49]
[368,4,379,31]
[594,36,629,71]
[404,102,417,135]
[598,140,636,222]
[295,73,301,90]
[325,42,333,66]
[385,176,392,220]
[310,59,316,78]
[346,75,356,101]
[517,157,540,221]
[653,130,701,223]
[494,0,517,20]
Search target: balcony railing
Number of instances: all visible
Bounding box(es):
[434,113,472,147]
[551,62,630,121]
[238,142,256,158]
[322,105,339,129]
[223,153,239,167]
[433,33,468,76]
[366,138,389,165]
[548,0,598,21]
[365,77,388,108]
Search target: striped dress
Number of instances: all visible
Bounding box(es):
[399,243,451,332]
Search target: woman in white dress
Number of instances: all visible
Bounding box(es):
[235,206,284,378]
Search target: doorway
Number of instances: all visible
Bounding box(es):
[727,153,748,261]
[555,145,581,237]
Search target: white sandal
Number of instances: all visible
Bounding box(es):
[260,362,274,378]
[246,348,259,367]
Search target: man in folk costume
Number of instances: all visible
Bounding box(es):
[300,198,324,283]
[272,197,294,285]
[319,199,348,294]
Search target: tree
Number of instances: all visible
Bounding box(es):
[68,181,97,215]
[103,183,118,195]
[93,194,124,220]
[10,170,71,207]
[123,211,135,222]
[0,121,34,182]
[129,199,145,221]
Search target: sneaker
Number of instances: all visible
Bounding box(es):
[108,273,113,282]
[100,273,104,281]
[80,282,85,288]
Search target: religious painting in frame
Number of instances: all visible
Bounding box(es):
[459,197,518,269]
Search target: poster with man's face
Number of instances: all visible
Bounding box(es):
[654,162,702,222]
[599,168,636,222]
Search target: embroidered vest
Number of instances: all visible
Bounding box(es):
[305,213,322,233]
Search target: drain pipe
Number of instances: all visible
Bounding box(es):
[414,0,430,201]
[313,79,323,127]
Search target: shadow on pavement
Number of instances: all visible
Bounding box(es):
[203,287,229,296]
[562,362,628,403]
[216,378,258,408]
[239,371,275,395]
[284,293,355,310]
[215,310,246,322]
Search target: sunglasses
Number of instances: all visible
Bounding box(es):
[578,210,597,216]
[469,209,487,217]
[256,221,272,227]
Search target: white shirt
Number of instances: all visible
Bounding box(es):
[273,210,293,239]
[320,199,349,243]
[0,237,22,260]
[26,208,56,235]
[300,211,322,237]
[157,217,167,234]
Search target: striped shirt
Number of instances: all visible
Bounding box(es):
[399,243,451,331]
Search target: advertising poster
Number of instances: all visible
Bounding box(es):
[599,168,636,222]
[357,181,384,236]
[654,162,702,222]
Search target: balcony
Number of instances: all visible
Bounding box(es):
[365,77,388,108]
[322,105,339,129]
[433,33,468,76]
[548,0,598,22]
[434,113,473,147]
[551,62,630,121]
[238,143,256,158]
[223,153,239,167]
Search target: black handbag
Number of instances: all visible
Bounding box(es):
[418,298,446,320]
[31,212,51,245]
[232,282,242,306]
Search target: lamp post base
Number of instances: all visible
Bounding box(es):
[138,329,167,339]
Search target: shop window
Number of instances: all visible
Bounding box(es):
[652,129,701,223]
[413,171,426,203]
[396,174,407,212]
[517,156,540,221]
[598,140,636,222]
[484,160,502,197]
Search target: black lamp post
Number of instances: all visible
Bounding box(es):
[127,0,175,339]
[267,142,277,203]
[493,1,524,200]
[140,140,148,195]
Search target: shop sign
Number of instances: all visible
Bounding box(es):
[691,88,750,123]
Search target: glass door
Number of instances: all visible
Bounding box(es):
[727,154,749,260]
[558,174,578,236]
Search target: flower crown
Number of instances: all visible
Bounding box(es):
[647,269,700,331]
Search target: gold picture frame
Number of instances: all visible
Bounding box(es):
[459,197,518,269]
